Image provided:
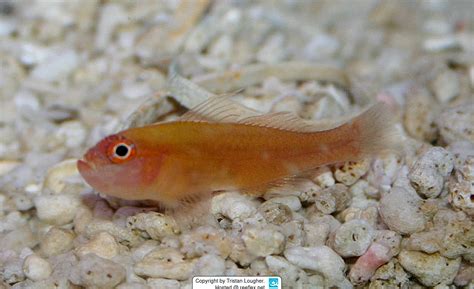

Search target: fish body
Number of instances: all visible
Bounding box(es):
[78,97,396,209]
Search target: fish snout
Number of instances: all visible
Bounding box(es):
[81,145,110,169]
[77,159,95,173]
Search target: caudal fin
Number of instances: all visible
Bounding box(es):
[351,103,402,157]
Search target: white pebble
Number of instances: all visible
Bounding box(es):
[19,43,50,66]
[78,254,126,289]
[242,225,286,257]
[403,87,440,142]
[436,103,474,144]
[313,189,336,214]
[304,33,340,60]
[430,70,460,103]
[313,184,351,214]
[180,226,232,258]
[335,160,370,186]
[265,255,307,288]
[449,157,474,216]
[340,206,378,228]
[211,192,259,220]
[266,196,302,211]
[423,36,460,52]
[117,282,151,289]
[55,121,87,149]
[192,254,226,276]
[0,226,37,253]
[23,254,52,281]
[121,81,153,100]
[42,159,80,194]
[284,246,351,288]
[249,259,270,276]
[403,229,441,254]
[127,212,180,240]
[208,34,234,65]
[40,227,75,257]
[307,214,341,235]
[470,66,474,88]
[409,147,454,198]
[14,90,40,117]
[256,33,287,64]
[30,49,79,82]
[34,194,81,225]
[84,219,143,246]
[73,206,93,235]
[134,248,196,280]
[76,232,120,259]
[228,238,258,267]
[258,201,292,224]
[0,18,15,37]
[0,160,20,176]
[398,250,461,287]
[379,186,426,234]
[304,222,330,247]
[14,194,33,211]
[331,219,375,257]
[281,220,305,248]
[454,264,474,287]
[439,218,473,260]
[0,211,27,233]
[0,194,4,214]
[373,230,401,257]
[311,168,335,188]
[271,95,304,114]
[131,240,159,262]
[2,254,25,284]
[147,278,180,289]
[95,3,128,50]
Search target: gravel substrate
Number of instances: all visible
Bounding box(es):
[0,1,473,288]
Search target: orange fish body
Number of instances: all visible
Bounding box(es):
[78,97,395,209]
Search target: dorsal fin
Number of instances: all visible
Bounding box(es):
[179,94,344,132]
[168,62,215,109]
[169,62,347,132]
[179,95,261,122]
[237,112,340,132]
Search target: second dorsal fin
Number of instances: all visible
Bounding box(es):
[179,94,345,132]
[169,65,345,132]
[179,95,261,122]
[237,112,338,132]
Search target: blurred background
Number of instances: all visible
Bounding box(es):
[0,1,473,288]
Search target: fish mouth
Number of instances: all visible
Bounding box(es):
[77,158,96,173]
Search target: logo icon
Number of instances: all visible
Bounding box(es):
[268,277,279,289]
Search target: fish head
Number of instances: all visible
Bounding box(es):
[77,132,161,200]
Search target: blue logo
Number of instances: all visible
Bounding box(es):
[268,277,279,289]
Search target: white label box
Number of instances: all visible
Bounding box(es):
[192,276,281,289]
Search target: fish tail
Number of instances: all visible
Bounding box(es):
[350,102,402,157]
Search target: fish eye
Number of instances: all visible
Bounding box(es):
[107,140,135,163]
[114,144,130,158]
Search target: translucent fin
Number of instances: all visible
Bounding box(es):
[179,94,343,132]
[237,112,342,132]
[168,63,256,118]
[178,110,211,122]
[179,95,261,122]
[240,173,313,198]
[350,102,402,156]
[168,62,346,131]
[164,190,219,230]
[168,59,215,109]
